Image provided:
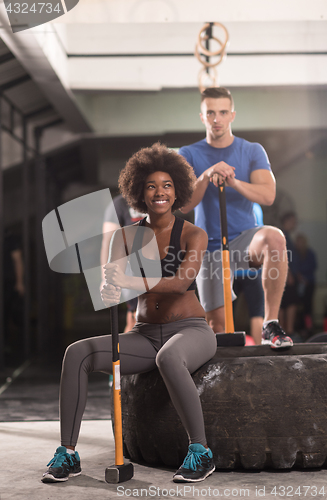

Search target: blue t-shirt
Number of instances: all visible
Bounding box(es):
[179,137,271,252]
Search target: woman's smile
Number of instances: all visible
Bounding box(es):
[152,199,169,204]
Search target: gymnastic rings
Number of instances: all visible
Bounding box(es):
[194,39,226,68]
[196,22,229,58]
[195,22,229,91]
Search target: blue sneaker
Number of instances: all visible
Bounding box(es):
[173,444,215,483]
[42,446,81,483]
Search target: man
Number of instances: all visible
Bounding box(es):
[179,87,292,349]
[100,194,144,332]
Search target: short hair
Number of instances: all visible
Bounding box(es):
[118,142,196,214]
[200,87,234,110]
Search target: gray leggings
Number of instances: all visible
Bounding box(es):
[60,317,217,448]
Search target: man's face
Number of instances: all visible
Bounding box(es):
[200,97,235,141]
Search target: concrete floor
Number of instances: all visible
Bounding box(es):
[2,419,327,500]
[2,355,327,499]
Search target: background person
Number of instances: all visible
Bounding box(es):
[179,87,292,349]
[295,233,317,334]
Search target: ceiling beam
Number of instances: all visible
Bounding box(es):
[0,74,31,92]
[56,0,327,24]
[0,52,15,65]
[0,3,92,133]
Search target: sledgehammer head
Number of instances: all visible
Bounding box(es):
[216,332,246,347]
[105,462,134,483]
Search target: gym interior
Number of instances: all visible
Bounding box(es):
[1,2,327,498]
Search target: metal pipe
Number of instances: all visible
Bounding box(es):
[22,118,31,359]
[205,23,213,74]
[0,97,4,369]
[34,127,48,354]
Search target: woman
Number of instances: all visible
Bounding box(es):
[42,143,217,484]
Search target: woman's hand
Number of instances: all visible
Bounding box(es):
[103,262,128,288]
[100,283,122,307]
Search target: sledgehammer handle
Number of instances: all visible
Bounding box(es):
[110,305,124,466]
[218,182,235,334]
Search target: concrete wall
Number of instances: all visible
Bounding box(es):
[275,152,327,323]
[74,87,327,135]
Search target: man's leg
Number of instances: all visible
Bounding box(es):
[250,316,264,345]
[124,310,136,332]
[248,226,293,348]
[206,307,225,333]
[248,226,288,322]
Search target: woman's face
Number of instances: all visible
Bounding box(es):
[143,171,176,215]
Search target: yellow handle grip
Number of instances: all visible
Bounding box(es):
[112,359,124,466]
[222,249,235,333]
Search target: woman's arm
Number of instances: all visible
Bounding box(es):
[100,221,120,286]
[100,228,130,307]
[153,224,208,294]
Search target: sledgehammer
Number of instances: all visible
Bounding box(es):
[105,305,134,483]
[216,181,246,347]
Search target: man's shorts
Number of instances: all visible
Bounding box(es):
[233,272,265,318]
[197,227,263,313]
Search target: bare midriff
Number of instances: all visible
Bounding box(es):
[136,290,205,324]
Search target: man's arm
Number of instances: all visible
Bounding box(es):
[180,161,235,213]
[181,164,275,213]
[226,169,276,206]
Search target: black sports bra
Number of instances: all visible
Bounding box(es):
[129,217,196,291]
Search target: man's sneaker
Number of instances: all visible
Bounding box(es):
[261,321,293,349]
[173,444,215,483]
[42,446,81,483]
